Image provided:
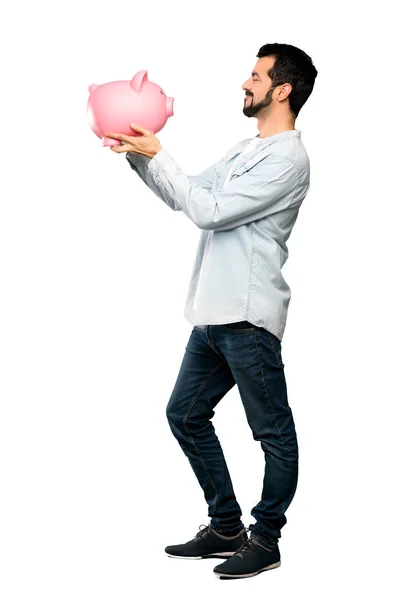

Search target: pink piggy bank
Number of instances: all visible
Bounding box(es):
[87,70,174,146]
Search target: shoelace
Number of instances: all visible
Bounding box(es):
[193,523,250,541]
[193,524,213,540]
[236,537,266,558]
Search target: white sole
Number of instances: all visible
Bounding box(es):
[167,551,235,560]
[215,560,281,578]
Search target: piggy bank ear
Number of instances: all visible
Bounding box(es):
[88,84,99,93]
[130,70,148,93]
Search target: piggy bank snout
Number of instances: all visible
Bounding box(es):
[166,96,174,117]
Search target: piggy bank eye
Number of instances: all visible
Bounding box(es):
[160,90,164,95]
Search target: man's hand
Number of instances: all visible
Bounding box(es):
[106,123,163,158]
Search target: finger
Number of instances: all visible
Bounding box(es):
[130,123,148,135]
[110,143,132,153]
[106,133,134,143]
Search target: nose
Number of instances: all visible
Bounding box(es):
[242,79,252,94]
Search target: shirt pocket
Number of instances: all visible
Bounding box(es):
[230,151,278,184]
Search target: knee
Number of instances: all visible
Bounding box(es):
[166,399,181,427]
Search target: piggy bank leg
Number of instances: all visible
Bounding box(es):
[102,136,121,146]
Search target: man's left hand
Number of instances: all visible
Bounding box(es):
[106,123,163,158]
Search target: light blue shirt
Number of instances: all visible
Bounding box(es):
[126,129,310,341]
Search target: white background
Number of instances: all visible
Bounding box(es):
[1,0,399,598]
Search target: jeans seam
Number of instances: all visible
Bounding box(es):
[254,330,289,455]
[182,362,224,518]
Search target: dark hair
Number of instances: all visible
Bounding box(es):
[257,43,318,118]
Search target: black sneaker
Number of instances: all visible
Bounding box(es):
[213,537,281,578]
[165,522,249,559]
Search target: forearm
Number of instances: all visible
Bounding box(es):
[125,150,183,211]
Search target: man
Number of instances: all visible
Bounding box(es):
[107,42,318,579]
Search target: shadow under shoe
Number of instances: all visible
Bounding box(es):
[165,523,249,559]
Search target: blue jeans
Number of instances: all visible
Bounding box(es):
[166,321,299,550]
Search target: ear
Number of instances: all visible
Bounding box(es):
[130,70,148,93]
[279,83,292,99]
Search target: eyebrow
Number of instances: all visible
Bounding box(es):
[251,71,261,77]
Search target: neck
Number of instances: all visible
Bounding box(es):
[256,113,296,139]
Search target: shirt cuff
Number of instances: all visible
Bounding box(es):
[148,148,175,175]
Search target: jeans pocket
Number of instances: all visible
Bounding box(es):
[264,329,284,367]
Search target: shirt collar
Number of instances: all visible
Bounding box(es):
[255,129,301,142]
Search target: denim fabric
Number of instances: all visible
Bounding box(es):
[166,321,299,550]
[126,129,310,342]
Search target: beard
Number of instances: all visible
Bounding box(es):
[243,88,274,118]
